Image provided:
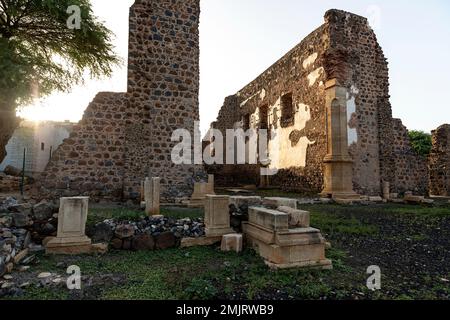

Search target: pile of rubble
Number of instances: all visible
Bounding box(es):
[88,216,205,251]
[1,197,56,278]
[0,166,35,193]
[0,173,21,193]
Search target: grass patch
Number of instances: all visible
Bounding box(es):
[307,208,378,236]
[383,205,450,218]
[7,202,450,300]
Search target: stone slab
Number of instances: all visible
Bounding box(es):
[248,207,289,232]
[265,259,333,270]
[229,196,262,208]
[46,243,93,255]
[243,222,324,247]
[263,197,298,209]
[404,195,425,204]
[221,234,243,253]
[277,206,310,228]
[205,195,233,237]
[180,236,222,248]
[252,239,327,265]
[242,222,276,245]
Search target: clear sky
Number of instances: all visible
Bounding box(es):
[18,0,450,135]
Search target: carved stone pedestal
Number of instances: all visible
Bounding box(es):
[46,197,92,255]
[204,195,234,237]
[243,207,332,270]
[188,175,215,208]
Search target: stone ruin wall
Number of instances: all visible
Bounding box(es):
[208,9,428,196]
[124,0,201,200]
[38,0,201,202]
[208,23,329,191]
[429,124,450,196]
[319,10,427,196]
[391,119,429,195]
[38,93,128,200]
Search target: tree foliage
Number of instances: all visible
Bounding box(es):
[409,130,432,157]
[0,0,120,109]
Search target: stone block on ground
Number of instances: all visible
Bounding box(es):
[90,243,108,254]
[243,205,332,270]
[155,231,176,250]
[46,197,92,255]
[188,175,215,208]
[180,236,222,248]
[244,222,332,270]
[248,207,289,232]
[404,195,425,204]
[221,234,243,253]
[132,234,155,251]
[263,197,298,209]
[204,195,234,237]
[277,206,310,228]
[229,196,262,208]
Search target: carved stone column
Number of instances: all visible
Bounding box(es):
[321,79,360,200]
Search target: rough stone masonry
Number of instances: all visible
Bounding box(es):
[429,124,450,197]
[37,0,201,202]
[207,9,433,197]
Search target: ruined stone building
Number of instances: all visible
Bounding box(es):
[37,0,201,201]
[0,121,73,176]
[33,4,448,201]
[207,9,433,197]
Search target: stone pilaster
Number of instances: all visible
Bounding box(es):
[321,79,359,200]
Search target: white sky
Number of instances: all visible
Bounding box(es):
[18,0,450,135]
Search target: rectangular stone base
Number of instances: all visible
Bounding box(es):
[265,259,333,270]
[243,222,332,270]
[46,237,92,255]
[180,236,222,248]
[205,227,235,237]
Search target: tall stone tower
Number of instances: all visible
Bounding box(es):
[38,0,201,201]
[124,0,201,199]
